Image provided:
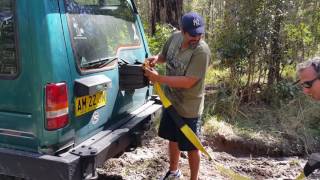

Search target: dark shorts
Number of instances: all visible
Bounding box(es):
[158,108,201,151]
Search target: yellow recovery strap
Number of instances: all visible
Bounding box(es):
[153,82,251,180]
[295,172,305,180]
[153,83,211,159]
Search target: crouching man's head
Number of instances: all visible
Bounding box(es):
[297,57,320,100]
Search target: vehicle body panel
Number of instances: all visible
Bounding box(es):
[0,3,159,177]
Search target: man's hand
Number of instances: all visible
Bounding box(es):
[145,54,166,67]
[145,56,158,68]
[143,66,159,82]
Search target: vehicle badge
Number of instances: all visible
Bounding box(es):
[91,111,100,125]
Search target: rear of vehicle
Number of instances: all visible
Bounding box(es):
[0,0,160,179]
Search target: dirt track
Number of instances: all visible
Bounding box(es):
[97,134,320,180]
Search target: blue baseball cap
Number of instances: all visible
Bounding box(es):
[181,12,205,36]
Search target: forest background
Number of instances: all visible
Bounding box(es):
[135,0,320,156]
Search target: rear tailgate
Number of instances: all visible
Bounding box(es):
[60,0,151,145]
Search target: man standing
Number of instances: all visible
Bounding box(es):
[296,57,320,177]
[144,12,211,180]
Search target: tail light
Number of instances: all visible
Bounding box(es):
[45,82,69,130]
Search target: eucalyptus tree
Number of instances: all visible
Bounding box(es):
[149,0,183,35]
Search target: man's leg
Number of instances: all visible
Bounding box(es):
[169,141,181,171]
[188,149,200,180]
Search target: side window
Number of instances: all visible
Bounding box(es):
[0,0,17,77]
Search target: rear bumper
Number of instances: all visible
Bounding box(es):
[0,98,162,180]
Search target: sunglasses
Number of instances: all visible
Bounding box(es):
[300,77,319,88]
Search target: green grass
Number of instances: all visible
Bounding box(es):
[205,66,229,85]
[203,92,320,153]
[203,65,320,154]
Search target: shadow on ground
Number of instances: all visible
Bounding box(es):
[98,174,124,180]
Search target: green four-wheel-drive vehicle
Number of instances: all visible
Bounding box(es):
[0,0,161,179]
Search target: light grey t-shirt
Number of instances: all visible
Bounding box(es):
[161,31,211,118]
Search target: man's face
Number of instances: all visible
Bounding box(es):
[183,31,202,46]
[299,66,320,100]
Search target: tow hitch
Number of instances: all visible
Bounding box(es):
[70,146,98,180]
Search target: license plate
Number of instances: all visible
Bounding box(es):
[75,91,106,117]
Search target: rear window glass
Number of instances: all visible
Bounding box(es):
[0,0,17,76]
[65,0,142,71]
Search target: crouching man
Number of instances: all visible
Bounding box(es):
[296,57,320,177]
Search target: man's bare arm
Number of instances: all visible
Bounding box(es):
[143,67,199,89]
[157,75,199,89]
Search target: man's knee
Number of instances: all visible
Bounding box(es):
[188,149,200,157]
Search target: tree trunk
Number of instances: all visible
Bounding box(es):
[150,0,183,35]
[267,1,282,86]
